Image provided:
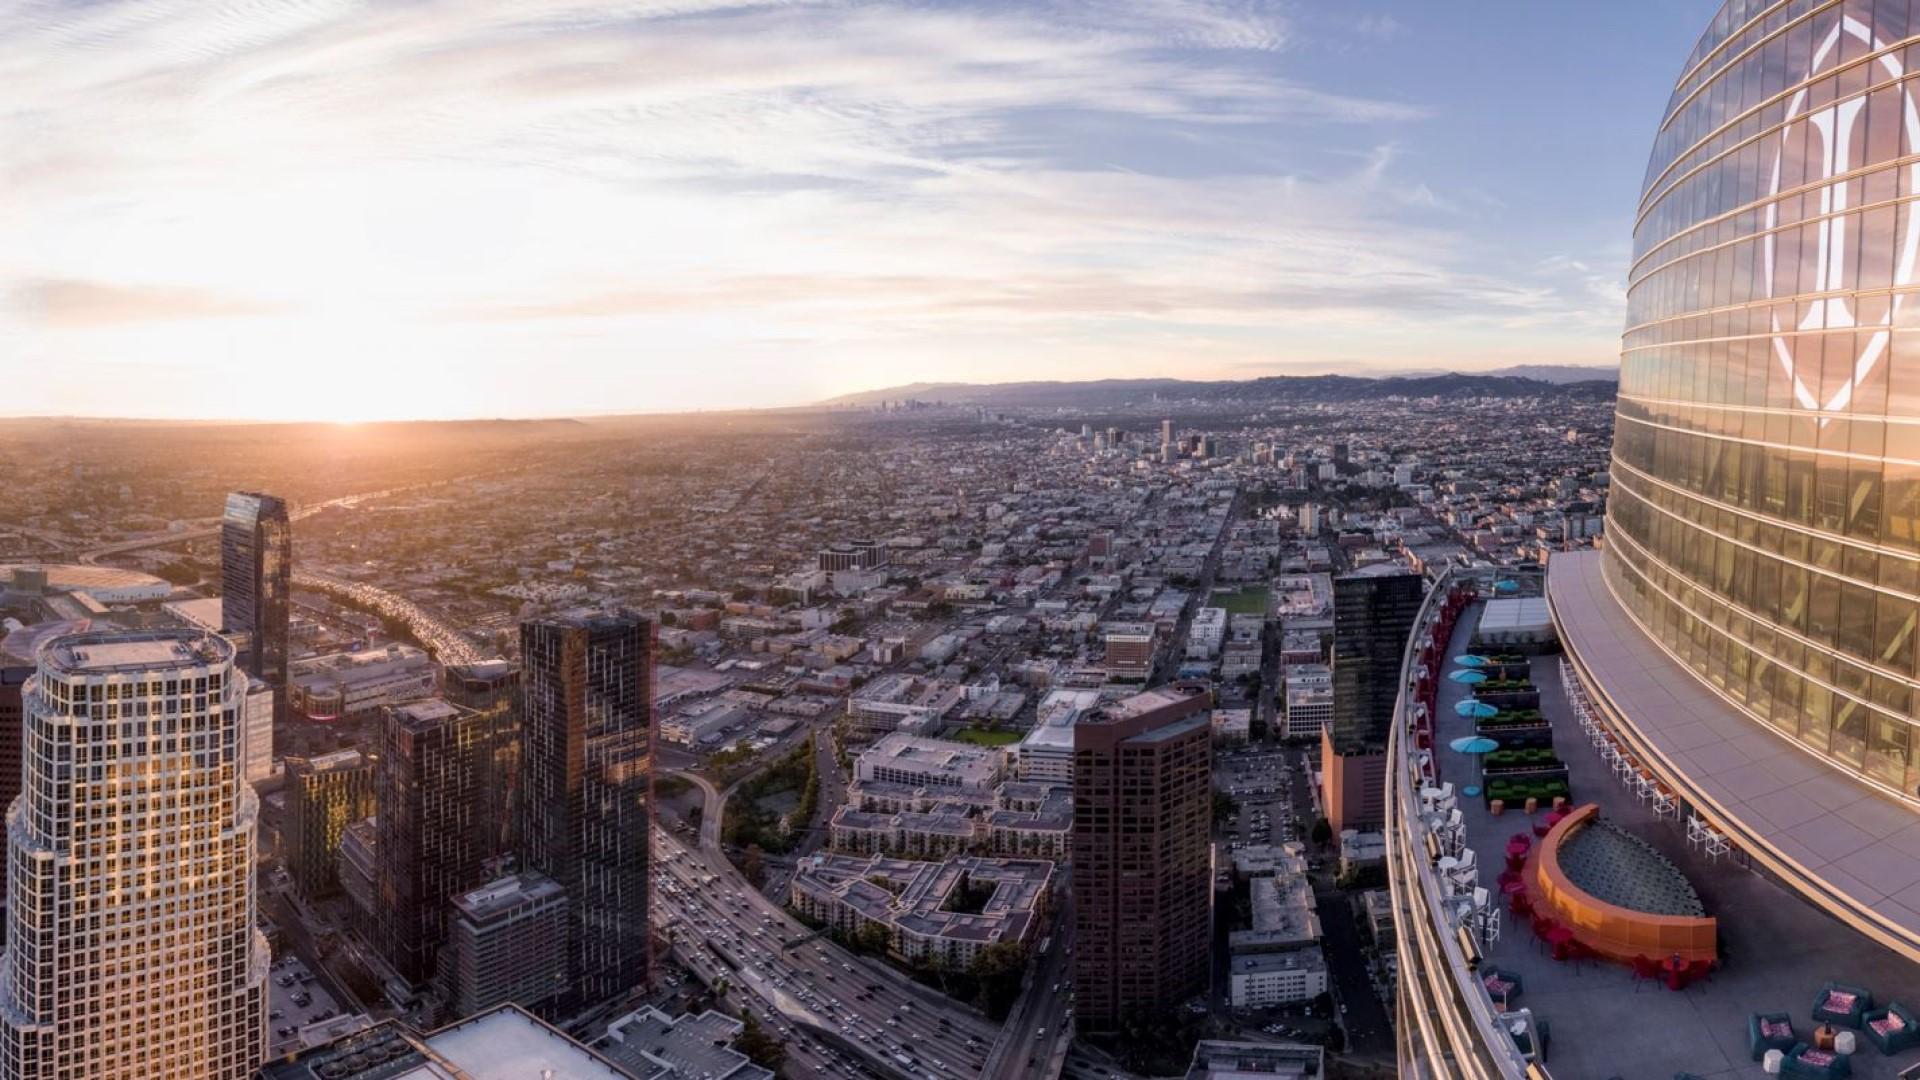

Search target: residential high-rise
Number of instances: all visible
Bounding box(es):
[0,630,267,1078]
[519,612,654,1008]
[1322,569,1423,831]
[1072,683,1212,1036]
[374,698,508,986]
[285,749,376,902]
[445,871,571,1018]
[221,491,291,726]
[443,660,522,856]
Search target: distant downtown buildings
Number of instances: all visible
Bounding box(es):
[0,631,267,1079]
[1072,683,1213,1035]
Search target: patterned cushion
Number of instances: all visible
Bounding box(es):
[1823,990,1858,1013]
[1871,1013,1905,1037]
[1799,1048,1838,1066]
[1762,1019,1793,1039]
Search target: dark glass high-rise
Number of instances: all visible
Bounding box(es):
[221,491,291,725]
[519,612,653,1008]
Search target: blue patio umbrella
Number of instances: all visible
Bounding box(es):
[1450,736,1500,754]
[1449,669,1488,684]
[1453,654,1489,667]
[1455,699,1498,718]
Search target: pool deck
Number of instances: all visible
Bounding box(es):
[1431,600,1920,1079]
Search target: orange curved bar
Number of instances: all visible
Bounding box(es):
[1526,803,1717,965]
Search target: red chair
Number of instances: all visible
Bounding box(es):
[1533,820,1553,838]
[1530,916,1557,953]
[1630,954,1659,993]
[1509,891,1533,919]
[1683,958,1713,987]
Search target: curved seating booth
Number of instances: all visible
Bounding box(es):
[1527,803,1717,966]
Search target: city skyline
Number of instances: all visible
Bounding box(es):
[4,0,1711,422]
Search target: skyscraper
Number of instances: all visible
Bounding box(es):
[1322,569,1423,831]
[519,613,654,1008]
[1072,683,1212,1036]
[221,491,291,726]
[374,698,508,987]
[0,630,267,1078]
[285,748,376,902]
[1328,570,1425,751]
[442,660,522,855]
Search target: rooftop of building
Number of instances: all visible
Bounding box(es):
[294,748,368,775]
[1082,682,1209,726]
[599,1006,773,1080]
[42,629,231,676]
[450,871,566,922]
[0,562,171,596]
[1183,1039,1323,1079]
[859,732,1003,781]
[388,697,462,730]
[259,1004,631,1080]
[1420,590,1920,1079]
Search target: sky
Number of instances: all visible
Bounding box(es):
[1,0,1718,421]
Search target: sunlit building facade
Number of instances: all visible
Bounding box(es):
[0,631,267,1078]
[221,491,291,727]
[1609,0,1920,799]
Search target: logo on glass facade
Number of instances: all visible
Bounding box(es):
[1765,14,1920,416]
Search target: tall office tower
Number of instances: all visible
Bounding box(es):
[285,749,376,902]
[0,630,266,1078]
[445,871,571,1018]
[1160,418,1173,448]
[221,491,291,725]
[1072,684,1212,1036]
[1322,569,1423,831]
[374,698,505,986]
[519,612,654,1008]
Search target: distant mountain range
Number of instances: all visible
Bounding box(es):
[819,366,1618,409]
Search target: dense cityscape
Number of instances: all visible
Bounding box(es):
[22,1,1920,1079]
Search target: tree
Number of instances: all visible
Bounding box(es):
[1311,816,1333,850]
[970,940,1029,1020]
[658,609,679,627]
[1212,791,1237,826]
[735,1013,788,1072]
[741,844,767,887]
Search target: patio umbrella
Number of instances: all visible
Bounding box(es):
[1450,736,1500,754]
[1494,579,1520,594]
[1449,669,1488,684]
[1453,654,1489,667]
[1455,700,1498,718]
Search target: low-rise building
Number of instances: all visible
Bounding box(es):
[846,673,965,735]
[854,732,1004,794]
[1017,688,1101,784]
[1187,607,1227,658]
[789,853,1053,968]
[1184,1039,1324,1079]
[599,1007,775,1080]
[1228,950,1329,1008]
[289,644,437,722]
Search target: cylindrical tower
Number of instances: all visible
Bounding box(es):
[1611,0,1920,801]
[0,630,267,1078]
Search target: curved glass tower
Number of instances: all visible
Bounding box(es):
[1610,0,1920,801]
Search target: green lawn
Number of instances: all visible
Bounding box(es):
[950,727,1024,747]
[1210,586,1270,616]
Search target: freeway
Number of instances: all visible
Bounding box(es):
[652,826,1000,1078]
[981,906,1075,1080]
[291,569,487,666]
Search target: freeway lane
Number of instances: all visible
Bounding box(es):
[653,826,998,1078]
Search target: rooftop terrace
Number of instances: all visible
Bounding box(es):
[1426,598,1920,1079]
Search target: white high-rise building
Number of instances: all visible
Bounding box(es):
[0,630,267,1079]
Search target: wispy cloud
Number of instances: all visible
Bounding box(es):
[0,0,1615,417]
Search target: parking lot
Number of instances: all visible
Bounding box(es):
[1217,746,1299,851]
[266,954,349,1058]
